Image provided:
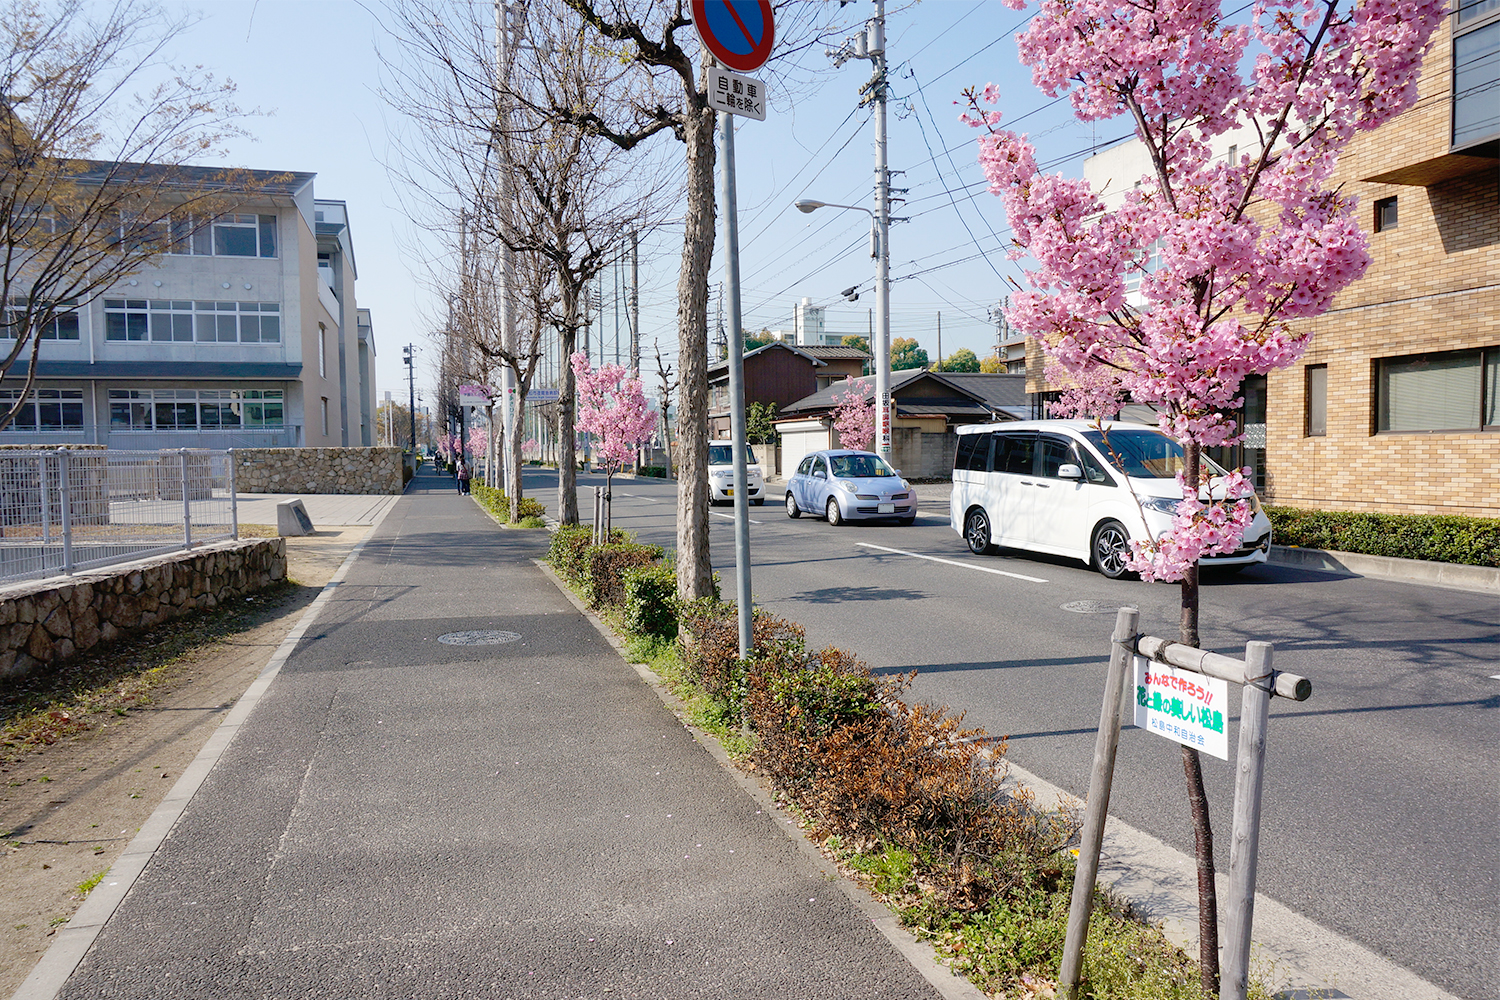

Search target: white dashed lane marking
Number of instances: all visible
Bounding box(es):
[855,541,1049,584]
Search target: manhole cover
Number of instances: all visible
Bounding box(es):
[1061,601,1121,614]
[437,630,523,646]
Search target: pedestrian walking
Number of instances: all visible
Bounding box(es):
[456,457,471,495]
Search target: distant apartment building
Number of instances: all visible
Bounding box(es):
[766,298,869,348]
[2,168,376,450]
[1067,7,1498,516]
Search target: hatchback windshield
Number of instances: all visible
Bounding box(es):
[829,454,897,479]
[1081,429,1228,479]
[708,444,758,466]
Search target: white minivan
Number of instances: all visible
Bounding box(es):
[949,420,1273,578]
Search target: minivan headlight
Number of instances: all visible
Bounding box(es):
[1141,496,1181,515]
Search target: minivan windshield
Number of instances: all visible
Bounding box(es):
[1081,429,1228,479]
[830,453,897,479]
[708,443,758,466]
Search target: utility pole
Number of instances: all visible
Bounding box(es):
[629,232,640,375]
[936,311,942,371]
[495,1,520,498]
[403,345,417,457]
[827,0,897,461]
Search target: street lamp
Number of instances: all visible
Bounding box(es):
[794,198,891,461]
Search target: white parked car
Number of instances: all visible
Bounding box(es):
[707,442,765,505]
[949,420,1273,578]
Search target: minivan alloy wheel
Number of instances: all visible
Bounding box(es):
[1092,520,1131,579]
[964,509,991,554]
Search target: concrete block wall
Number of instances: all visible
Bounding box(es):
[234,447,403,495]
[0,537,286,680]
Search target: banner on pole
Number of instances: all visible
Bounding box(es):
[1133,656,1229,759]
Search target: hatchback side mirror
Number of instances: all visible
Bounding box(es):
[1058,463,1084,480]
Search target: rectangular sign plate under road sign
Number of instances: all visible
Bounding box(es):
[709,67,766,120]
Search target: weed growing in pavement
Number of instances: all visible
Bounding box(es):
[75,872,105,898]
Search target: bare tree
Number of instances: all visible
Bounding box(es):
[0,0,256,428]
[380,0,668,525]
[549,0,852,598]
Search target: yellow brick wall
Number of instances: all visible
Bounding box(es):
[1265,18,1500,519]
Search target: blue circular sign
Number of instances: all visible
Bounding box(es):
[691,0,775,73]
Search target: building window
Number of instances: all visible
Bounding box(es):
[318,324,327,378]
[0,389,84,431]
[165,214,277,258]
[320,397,329,436]
[1,298,81,340]
[107,388,284,431]
[1376,348,1499,432]
[1374,196,1398,232]
[1306,365,1328,436]
[104,299,280,344]
[1454,0,1500,148]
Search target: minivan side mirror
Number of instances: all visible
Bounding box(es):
[1058,463,1084,480]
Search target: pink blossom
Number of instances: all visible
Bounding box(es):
[830,379,875,452]
[571,353,656,475]
[965,0,1442,580]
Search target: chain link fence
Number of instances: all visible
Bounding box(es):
[0,448,239,585]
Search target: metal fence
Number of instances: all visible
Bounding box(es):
[0,449,239,586]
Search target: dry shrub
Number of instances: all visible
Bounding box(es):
[746,647,1075,909]
[677,601,805,704]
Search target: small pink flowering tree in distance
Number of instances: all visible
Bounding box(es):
[467,426,488,461]
[571,352,656,529]
[965,0,1443,987]
[830,379,874,452]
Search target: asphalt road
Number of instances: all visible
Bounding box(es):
[569,470,1498,1000]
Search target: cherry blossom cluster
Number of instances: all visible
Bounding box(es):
[1128,470,1259,580]
[571,352,656,474]
[467,425,489,459]
[830,379,875,452]
[966,0,1441,579]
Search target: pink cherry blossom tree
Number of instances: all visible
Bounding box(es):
[967,0,1443,987]
[830,379,875,453]
[572,352,656,533]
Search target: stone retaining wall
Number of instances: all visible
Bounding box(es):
[0,537,286,680]
[233,447,403,495]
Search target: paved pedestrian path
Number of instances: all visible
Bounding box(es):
[45,467,954,999]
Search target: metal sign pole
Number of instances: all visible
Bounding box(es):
[721,102,753,660]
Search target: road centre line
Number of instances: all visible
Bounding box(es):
[856,542,1049,584]
[711,511,763,525]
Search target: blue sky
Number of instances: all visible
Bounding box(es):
[159,0,1125,405]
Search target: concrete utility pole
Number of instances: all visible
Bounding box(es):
[818,0,898,461]
[495,1,520,493]
[403,345,417,456]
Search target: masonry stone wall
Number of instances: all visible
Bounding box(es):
[0,537,286,680]
[234,447,403,495]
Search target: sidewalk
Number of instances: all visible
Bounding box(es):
[29,466,964,1000]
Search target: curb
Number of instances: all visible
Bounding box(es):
[531,559,987,1000]
[1268,544,1499,593]
[9,503,400,1000]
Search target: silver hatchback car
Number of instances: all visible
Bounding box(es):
[784,450,915,525]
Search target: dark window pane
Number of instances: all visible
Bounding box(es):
[15,402,34,429]
[1454,21,1500,147]
[54,313,79,340]
[1306,366,1327,436]
[174,402,197,428]
[259,315,280,342]
[155,402,177,428]
[196,314,217,342]
[37,402,62,429]
[151,313,174,341]
[258,216,277,257]
[1038,436,1072,477]
[217,315,238,342]
[61,402,82,428]
[174,315,193,342]
[240,315,261,343]
[1378,352,1481,431]
[110,403,131,428]
[214,223,257,256]
[106,313,128,341]
[954,433,977,470]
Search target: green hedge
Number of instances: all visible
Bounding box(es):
[1268,506,1500,568]
[622,563,678,640]
[471,480,546,524]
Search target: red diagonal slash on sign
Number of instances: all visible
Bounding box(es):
[723,0,755,46]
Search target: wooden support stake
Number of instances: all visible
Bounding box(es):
[1059,605,1139,999]
[1221,640,1273,1000]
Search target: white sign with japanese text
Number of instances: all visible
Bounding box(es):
[708,67,767,121]
[458,384,494,405]
[1133,656,1229,760]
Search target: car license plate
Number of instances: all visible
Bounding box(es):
[878,503,895,514]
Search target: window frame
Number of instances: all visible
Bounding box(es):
[1373,196,1398,232]
[1373,347,1499,433]
[0,387,84,432]
[1305,364,1328,437]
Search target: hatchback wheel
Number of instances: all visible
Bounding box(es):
[964,509,991,554]
[826,497,843,526]
[785,492,801,519]
[1092,520,1132,579]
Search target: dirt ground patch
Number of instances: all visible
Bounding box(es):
[0,527,368,997]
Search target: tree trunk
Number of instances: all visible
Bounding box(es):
[1179,438,1219,996]
[558,324,580,525]
[509,395,526,522]
[673,89,716,600]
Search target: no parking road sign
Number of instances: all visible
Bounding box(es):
[691,0,774,73]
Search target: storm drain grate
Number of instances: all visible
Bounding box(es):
[438,630,523,646]
[1061,601,1121,614]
